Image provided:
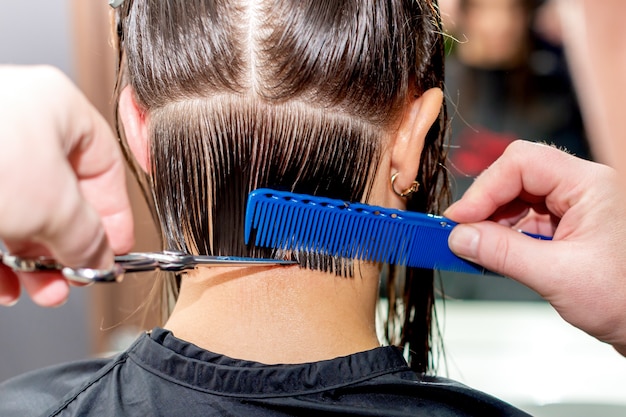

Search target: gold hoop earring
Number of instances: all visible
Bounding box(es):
[391,172,420,198]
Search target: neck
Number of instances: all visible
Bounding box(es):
[164,264,381,364]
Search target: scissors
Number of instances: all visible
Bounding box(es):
[0,250,296,284]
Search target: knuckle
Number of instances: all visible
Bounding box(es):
[503,139,529,158]
[491,234,512,273]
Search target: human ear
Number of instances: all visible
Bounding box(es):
[388,87,443,207]
[118,86,150,173]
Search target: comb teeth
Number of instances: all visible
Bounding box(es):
[245,189,486,274]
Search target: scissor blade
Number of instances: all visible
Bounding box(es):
[190,255,297,267]
[0,251,296,285]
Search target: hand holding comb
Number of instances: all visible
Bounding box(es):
[244,189,551,274]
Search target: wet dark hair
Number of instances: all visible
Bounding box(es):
[113,0,449,373]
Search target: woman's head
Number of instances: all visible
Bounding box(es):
[113,0,448,372]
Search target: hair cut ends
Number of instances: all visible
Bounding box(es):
[149,96,382,261]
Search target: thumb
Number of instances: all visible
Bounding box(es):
[448,222,558,292]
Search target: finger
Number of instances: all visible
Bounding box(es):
[489,198,531,226]
[513,212,556,236]
[39,172,116,271]
[66,101,135,255]
[0,265,20,306]
[489,202,556,236]
[444,141,588,222]
[19,271,70,307]
[448,221,564,295]
[33,69,134,267]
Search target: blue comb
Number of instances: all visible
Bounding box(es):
[244,188,551,274]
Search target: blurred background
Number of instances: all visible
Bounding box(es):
[1,1,624,415]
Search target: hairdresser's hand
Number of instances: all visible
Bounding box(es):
[0,65,134,307]
[445,140,626,356]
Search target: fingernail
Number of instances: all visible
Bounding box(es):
[448,225,480,259]
[442,203,456,217]
[32,280,70,308]
[0,295,19,307]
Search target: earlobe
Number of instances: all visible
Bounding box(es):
[118,86,150,173]
[389,87,443,205]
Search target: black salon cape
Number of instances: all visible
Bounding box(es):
[0,328,530,417]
